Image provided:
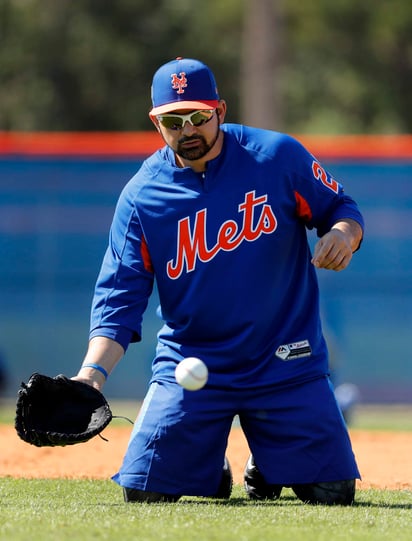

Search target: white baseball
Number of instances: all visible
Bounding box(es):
[175,357,208,391]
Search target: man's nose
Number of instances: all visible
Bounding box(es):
[181,121,196,135]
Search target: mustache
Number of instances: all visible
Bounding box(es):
[178,135,205,144]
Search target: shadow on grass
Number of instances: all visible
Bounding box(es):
[352,500,412,510]
[106,494,412,510]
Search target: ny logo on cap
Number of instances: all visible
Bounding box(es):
[171,72,187,94]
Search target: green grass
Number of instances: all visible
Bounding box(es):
[1,403,412,540]
[349,404,412,431]
[0,480,411,541]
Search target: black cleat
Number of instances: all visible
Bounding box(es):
[213,456,233,499]
[123,487,180,503]
[292,479,356,505]
[244,455,282,500]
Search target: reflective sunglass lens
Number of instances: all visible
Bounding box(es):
[157,110,214,130]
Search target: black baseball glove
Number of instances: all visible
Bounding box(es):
[15,372,112,447]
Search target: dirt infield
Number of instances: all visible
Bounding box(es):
[1,425,411,490]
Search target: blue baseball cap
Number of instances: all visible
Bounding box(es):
[150,57,220,116]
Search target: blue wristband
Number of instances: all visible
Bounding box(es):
[81,363,109,380]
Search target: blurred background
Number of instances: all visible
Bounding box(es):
[0,0,411,404]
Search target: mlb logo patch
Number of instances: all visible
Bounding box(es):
[275,340,312,361]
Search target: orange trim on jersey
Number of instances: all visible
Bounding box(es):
[141,235,154,274]
[0,132,411,159]
[295,191,312,222]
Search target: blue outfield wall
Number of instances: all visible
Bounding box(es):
[0,156,411,402]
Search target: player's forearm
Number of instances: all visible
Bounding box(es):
[74,336,125,390]
[312,218,363,271]
[331,218,363,253]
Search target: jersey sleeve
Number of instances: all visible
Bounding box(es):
[89,180,155,351]
[282,135,364,239]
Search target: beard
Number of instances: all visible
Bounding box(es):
[175,125,220,161]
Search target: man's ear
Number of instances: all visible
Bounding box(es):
[216,100,227,124]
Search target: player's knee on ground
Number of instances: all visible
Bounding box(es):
[123,487,180,503]
[291,479,355,505]
[243,455,282,500]
[123,458,232,502]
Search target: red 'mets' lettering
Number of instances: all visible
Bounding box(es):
[166,191,277,279]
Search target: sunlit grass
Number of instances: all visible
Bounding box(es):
[0,480,411,541]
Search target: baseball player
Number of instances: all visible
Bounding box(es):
[73,57,364,504]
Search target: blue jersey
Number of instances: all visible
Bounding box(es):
[90,124,364,389]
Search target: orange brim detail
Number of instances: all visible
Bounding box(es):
[150,100,219,117]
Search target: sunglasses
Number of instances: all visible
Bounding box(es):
[156,109,215,130]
